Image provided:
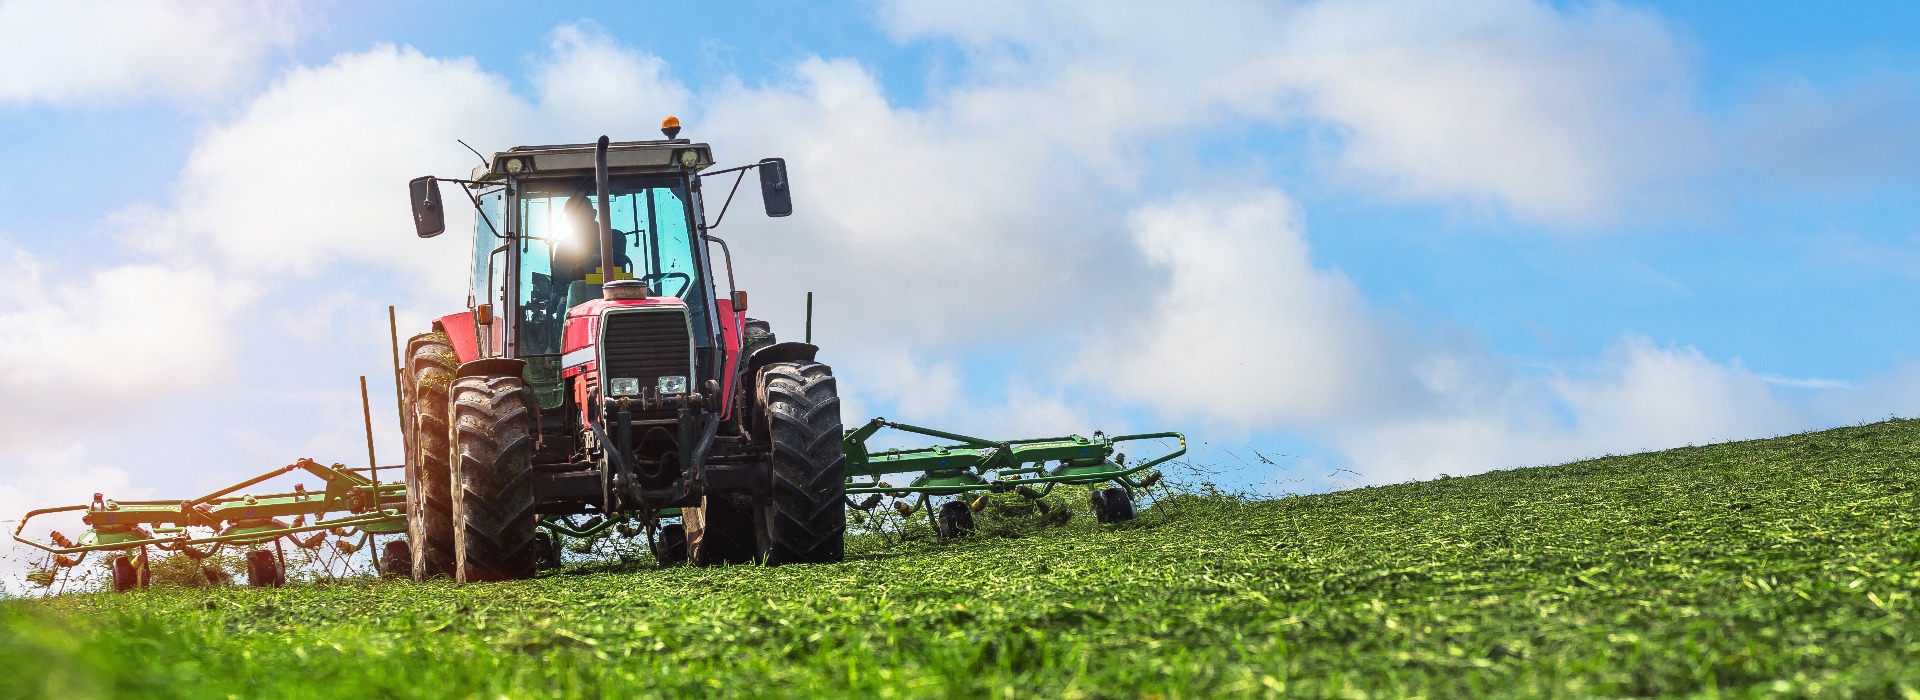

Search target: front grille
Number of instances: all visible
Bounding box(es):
[601,309,693,423]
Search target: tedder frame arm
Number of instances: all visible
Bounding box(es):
[842,418,1187,497]
[12,459,406,557]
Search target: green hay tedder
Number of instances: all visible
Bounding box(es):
[13,459,406,591]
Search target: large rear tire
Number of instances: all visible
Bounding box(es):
[757,362,846,565]
[449,374,539,582]
[404,332,458,581]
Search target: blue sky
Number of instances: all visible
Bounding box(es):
[4,0,1920,568]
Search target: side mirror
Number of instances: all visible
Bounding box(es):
[758,158,792,218]
[409,176,446,238]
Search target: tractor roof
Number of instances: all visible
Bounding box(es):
[470,139,714,182]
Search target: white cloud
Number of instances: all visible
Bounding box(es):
[532,23,692,139]
[1274,1,1708,225]
[878,0,1711,227]
[0,248,231,445]
[1328,336,1807,482]
[0,0,299,105]
[698,56,1156,342]
[0,36,562,576]
[1080,188,1813,482]
[1088,190,1406,424]
[851,351,964,420]
[0,28,704,496]
[135,44,515,290]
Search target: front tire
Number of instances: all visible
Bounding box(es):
[757,362,846,565]
[655,523,689,567]
[449,374,539,582]
[686,494,757,566]
[404,332,458,580]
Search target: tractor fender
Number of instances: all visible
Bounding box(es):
[433,311,485,364]
[455,358,525,381]
[742,341,818,381]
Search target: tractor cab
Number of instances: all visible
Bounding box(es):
[411,136,762,409]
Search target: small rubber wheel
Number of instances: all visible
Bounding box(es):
[531,532,562,571]
[245,550,284,588]
[380,539,412,578]
[936,500,975,540]
[110,554,140,593]
[1093,487,1135,523]
[655,523,689,567]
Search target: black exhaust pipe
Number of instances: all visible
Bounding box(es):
[595,135,616,294]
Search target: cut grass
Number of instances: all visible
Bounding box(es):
[5,420,1920,698]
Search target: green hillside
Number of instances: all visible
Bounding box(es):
[5,420,1919,698]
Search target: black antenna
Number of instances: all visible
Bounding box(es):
[456,139,487,167]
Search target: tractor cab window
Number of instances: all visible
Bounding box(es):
[470,186,507,310]
[515,176,708,357]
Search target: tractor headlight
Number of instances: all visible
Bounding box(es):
[504,157,525,173]
[657,375,688,395]
[608,378,640,396]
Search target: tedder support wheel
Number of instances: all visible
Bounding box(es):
[405,331,458,581]
[531,531,561,572]
[757,362,847,565]
[110,554,143,593]
[380,539,412,578]
[655,523,689,567]
[449,374,539,582]
[245,550,284,588]
[1091,487,1136,524]
[936,500,975,540]
[686,495,758,565]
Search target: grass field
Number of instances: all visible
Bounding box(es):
[4,420,1919,698]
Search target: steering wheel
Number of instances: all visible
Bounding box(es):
[641,272,693,299]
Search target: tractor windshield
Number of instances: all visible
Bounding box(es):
[515,175,706,357]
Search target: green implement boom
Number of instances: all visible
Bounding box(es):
[13,458,407,590]
[842,418,1185,530]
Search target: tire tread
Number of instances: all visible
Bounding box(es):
[449,374,539,582]
[760,362,846,565]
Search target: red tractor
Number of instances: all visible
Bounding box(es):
[401,120,841,582]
